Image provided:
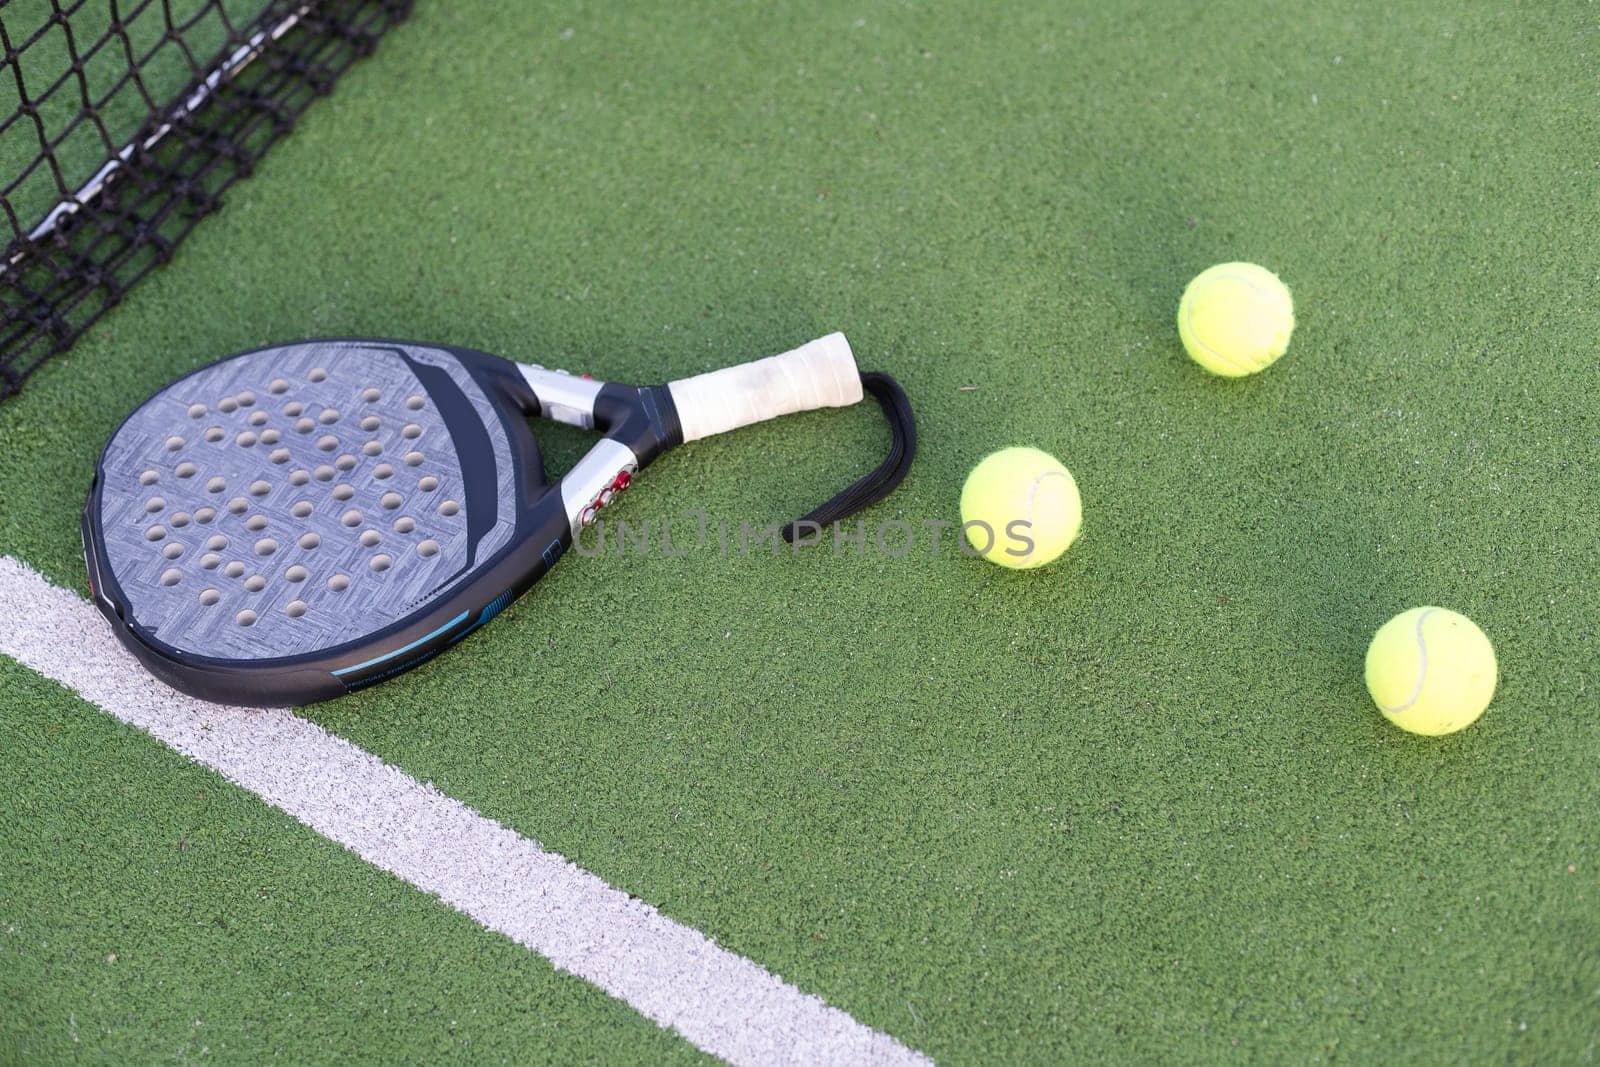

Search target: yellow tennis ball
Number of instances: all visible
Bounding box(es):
[959,447,1082,569]
[1177,262,1295,377]
[1364,607,1498,736]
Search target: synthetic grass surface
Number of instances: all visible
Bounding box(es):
[3,0,1597,1062]
[0,661,703,1063]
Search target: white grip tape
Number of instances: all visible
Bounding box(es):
[667,333,864,443]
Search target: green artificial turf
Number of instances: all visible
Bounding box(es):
[0,660,705,1064]
[2,0,1597,1062]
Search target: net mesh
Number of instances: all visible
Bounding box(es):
[0,0,412,401]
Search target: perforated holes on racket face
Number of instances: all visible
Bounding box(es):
[93,341,519,662]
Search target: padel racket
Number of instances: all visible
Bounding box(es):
[84,333,914,706]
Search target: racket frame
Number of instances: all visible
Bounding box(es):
[83,339,682,705]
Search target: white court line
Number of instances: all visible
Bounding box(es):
[0,555,928,1067]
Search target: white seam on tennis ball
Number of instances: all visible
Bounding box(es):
[1184,271,1276,375]
[1021,470,1071,553]
[1381,608,1438,714]
[1011,470,1075,563]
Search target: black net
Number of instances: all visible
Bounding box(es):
[0,0,412,401]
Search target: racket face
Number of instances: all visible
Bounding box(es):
[85,340,564,704]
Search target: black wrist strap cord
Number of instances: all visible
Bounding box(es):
[781,371,917,543]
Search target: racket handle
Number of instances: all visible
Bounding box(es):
[667,333,864,443]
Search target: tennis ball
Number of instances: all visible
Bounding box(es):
[1177,262,1295,377]
[959,447,1082,569]
[1364,607,1498,736]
